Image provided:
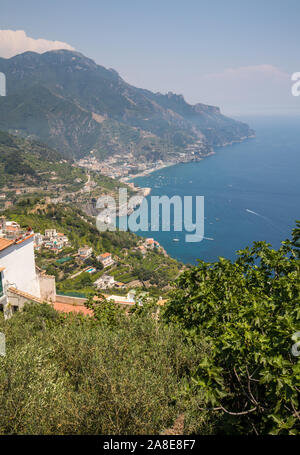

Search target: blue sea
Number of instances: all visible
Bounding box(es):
[132,116,300,264]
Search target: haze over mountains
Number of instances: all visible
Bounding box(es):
[0,50,254,161]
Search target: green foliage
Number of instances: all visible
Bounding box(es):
[163,223,300,434]
[6,201,181,293]
[1,207,298,435]
[85,292,125,328]
[0,130,86,191]
[0,303,209,435]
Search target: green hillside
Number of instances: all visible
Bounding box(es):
[0,131,86,189]
[0,131,135,213]
[4,201,183,294]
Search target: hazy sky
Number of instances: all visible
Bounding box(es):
[1,0,300,116]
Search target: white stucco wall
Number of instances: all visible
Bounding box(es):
[39,274,56,302]
[0,236,41,298]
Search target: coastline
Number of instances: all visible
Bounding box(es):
[123,118,300,264]
[120,161,184,182]
[127,135,255,189]
[123,134,255,184]
[92,134,255,221]
[120,133,258,262]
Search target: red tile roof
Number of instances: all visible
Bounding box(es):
[0,238,14,252]
[52,302,93,316]
[15,233,35,244]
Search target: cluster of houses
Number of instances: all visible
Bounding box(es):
[0,218,27,240]
[34,229,69,252]
[77,152,144,179]
[135,237,166,256]
[0,217,168,320]
[32,229,116,273]
[77,246,115,268]
[89,238,167,291]
[0,217,130,318]
[0,219,138,319]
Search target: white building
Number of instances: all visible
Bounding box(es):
[34,232,44,248]
[0,232,56,318]
[45,229,57,239]
[78,246,93,260]
[0,234,40,298]
[40,231,69,251]
[97,252,114,268]
[94,274,115,290]
[3,221,22,239]
[106,290,137,306]
[57,233,69,245]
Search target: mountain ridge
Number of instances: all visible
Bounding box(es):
[0,49,254,160]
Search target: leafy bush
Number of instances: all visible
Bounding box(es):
[0,303,209,435]
[163,222,300,434]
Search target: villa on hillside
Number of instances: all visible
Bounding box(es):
[94,274,115,290]
[78,246,93,260]
[97,252,115,268]
[53,289,139,316]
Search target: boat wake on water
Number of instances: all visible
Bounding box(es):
[246,208,261,216]
[245,208,286,236]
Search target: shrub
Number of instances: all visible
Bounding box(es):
[0,304,209,434]
[163,223,300,434]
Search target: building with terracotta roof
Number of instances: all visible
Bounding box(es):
[0,231,56,318]
[145,238,161,249]
[97,252,115,268]
[52,301,93,316]
[145,238,155,245]
[52,290,137,317]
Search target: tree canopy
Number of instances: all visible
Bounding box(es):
[163,222,300,434]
